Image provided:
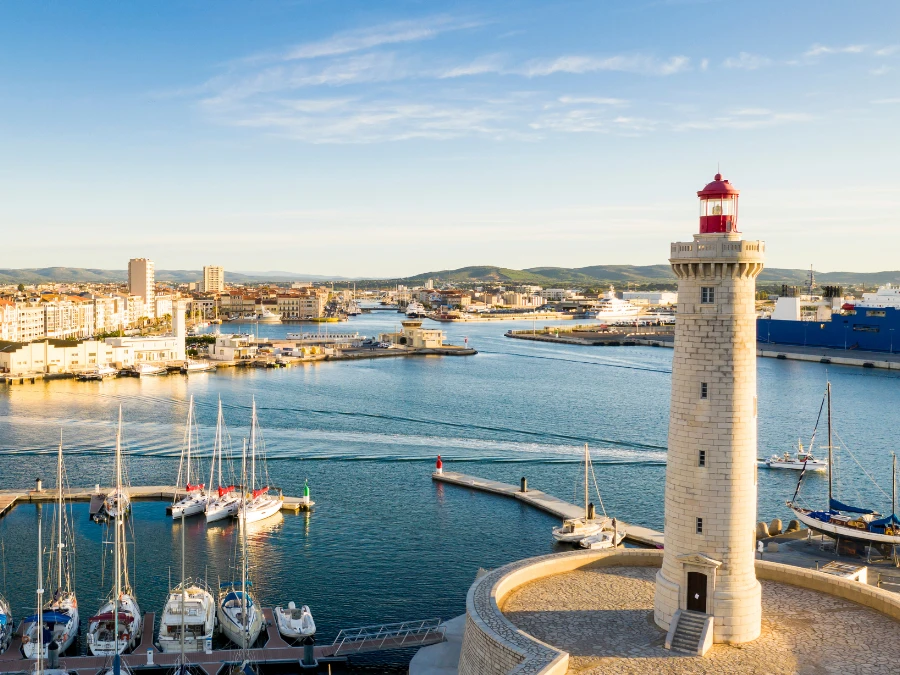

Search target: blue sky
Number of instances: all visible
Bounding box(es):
[1,1,898,277]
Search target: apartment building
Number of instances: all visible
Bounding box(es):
[202,265,225,293]
[128,258,155,314]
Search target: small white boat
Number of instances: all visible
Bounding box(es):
[78,364,118,381]
[551,443,610,543]
[274,602,315,640]
[207,486,240,523]
[87,593,142,656]
[765,440,828,471]
[171,396,208,519]
[133,363,166,377]
[157,581,216,653]
[181,360,215,374]
[253,309,282,323]
[0,594,11,654]
[98,488,131,522]
[579,527,626,550]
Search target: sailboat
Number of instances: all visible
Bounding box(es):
[217,440,263,649]
[157,516,215,653]
[205,399,240,523]
[552,443,609,543]
[787,382,900,549]
[0,591,10,654]
[87,408,143,656]
[171,396,208,519]
[23,436,79,658]
[238,399,283,524]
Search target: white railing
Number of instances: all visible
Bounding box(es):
[331,618,445,655]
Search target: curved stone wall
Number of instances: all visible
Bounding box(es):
[460,548,900,675]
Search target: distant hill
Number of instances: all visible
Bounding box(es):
[0,268,345,284]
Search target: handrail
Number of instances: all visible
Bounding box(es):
[331,618,445,655]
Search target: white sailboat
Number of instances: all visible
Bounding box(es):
[238,399,283,524]
[157,510,215,654]
[87,408,143,656]
[552,443,608,543]
[0,592,10,654]
[171,396,208,519]
[217,440,263,649]
[23,437,79,658]
[205,399,240,523]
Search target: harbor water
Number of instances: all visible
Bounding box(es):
[1,312,899,669]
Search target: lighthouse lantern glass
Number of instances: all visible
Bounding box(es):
[699,194,738,233]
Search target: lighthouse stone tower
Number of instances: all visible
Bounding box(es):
[654,174,765,646]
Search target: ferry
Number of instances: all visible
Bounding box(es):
[406,301,427,318]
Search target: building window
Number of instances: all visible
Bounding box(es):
[700,287,715,304]
[698,450,706,467]
[700,382,708,399]
[696,518,703,534]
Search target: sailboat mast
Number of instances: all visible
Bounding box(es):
[114,407,122,660]
[826,382,833,508]
[36,504,44,675]
[186,396,193,488]
[180,491,186,662]
[584,443,589,520]
[250,399,256,492]
[241,438,248,648]
[893,453,896,516]
[57,433,64,592]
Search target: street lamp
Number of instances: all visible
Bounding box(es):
[844,324,848,351]
[891,328,895,354]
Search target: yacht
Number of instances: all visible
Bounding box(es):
[552,444,607,543]
[274,603,316,641]
[78,364,118,381]
[133,362,167,377]
[238,399,283,524]
[589,286,643,322]
[0,594,10,654]
[23,438,79,658]
[88,409,143,656]
[171,397,208,519]
[157,580,216,654]
[764,439,828,472]
[405,301,426,318]
[217,441,264,649]
[181,360,216,374]
[254,309,282,323]
[205,399,240,523]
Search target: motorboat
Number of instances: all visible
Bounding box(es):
[579,526,626,550]
[205,398,240,523]
[92,487,131,523]
[133,362,166,377]
[78,364,118,381]
[0,594,10,654]
[181,360,215,374]
[238,399,283,525]
[157,581,216,653]
[405,301,426,318]
[274,602,315,640]
[23,438,79,658]
[551,443,607,543]
[171,396,208,519]
[253,309,282,323]
[788,382,900,550]
[764,440,828,471]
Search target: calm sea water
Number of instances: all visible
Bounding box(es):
[1,312,898,669]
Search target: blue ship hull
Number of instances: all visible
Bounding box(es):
[758,306,900,353]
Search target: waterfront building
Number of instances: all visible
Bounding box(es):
[209,334,257,361]
[622,291,678,306]
[379,320,445,348]
[128,258,155,309]
[654,173,765,646]
[202,265,225,293]
[0,300,17,341]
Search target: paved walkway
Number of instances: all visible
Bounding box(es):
[502,565,900,674]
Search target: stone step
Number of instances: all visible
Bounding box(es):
[669,610,707,654]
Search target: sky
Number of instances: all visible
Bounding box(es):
[1,0,898,277]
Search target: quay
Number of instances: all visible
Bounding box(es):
[0,486,313,520]
[432,470,664,547]
[757,343,900,370]
[0,609,446,674]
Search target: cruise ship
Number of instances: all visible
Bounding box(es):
[758,284,900,353]
[588,287,643,322]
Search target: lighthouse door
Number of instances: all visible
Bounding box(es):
[686,572,708,613]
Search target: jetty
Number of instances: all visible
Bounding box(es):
[0,485,313,520]
[432,470,663,548]
[0,609,446,674]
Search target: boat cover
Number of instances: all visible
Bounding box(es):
[830,498,876,515]
[22,611,71,624]
[218,486,235,497]
[88,612,134,624]
[186,483,204,492]
[869,513,900,528]
[252,486,269,499]
[222,591,254,606]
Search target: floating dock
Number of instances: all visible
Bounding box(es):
[432,471,664,548]
[0,486,313,520]
[0,609,446,674]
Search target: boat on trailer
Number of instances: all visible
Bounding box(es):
[787,382,900,552]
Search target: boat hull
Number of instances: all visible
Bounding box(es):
[206,496,240,523]
[171,493,208,518]
[551,521,603,543]
[22,601,79,658]
[764,460,828,471]
[790,506,900,546]
[241,496,282,524]
[217,593,262,649]
[87,595,142,656]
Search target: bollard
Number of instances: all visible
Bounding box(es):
[35,477,43,492]
[587,502,595,520]
[300,635,317,669]
[435,455,443,475]
[147,648,154,665]
[520,477,527,493]
[47,641,59,669]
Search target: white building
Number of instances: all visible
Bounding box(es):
[202,265,225,293]
[209,334,258,362]
[622,291,678,306]
[379,320,445,349]
[128,258,155,309]
[539,289,576,301]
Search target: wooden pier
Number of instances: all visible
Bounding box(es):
[432,470,664,548]
[0,486,314,520]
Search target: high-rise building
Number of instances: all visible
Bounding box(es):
[202,265,225,293]
[128,258,155,302]
[654,173,765,649]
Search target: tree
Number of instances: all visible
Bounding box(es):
[17,283,24,292]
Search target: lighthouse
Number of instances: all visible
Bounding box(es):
[654,173,765,647]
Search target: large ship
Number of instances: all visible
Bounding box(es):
[758,283,900,353]
[588,286,643,322]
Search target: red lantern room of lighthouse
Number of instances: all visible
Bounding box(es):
[698,173,739,234]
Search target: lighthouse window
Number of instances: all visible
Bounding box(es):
[701,287,715,304]
[698,450,706,467]
[700,382,708,399]
[696,518,703,534]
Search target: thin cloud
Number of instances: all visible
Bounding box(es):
[804,43,867,57]
[723,52,773,70]
[872,97,900,104]
[438,56,505,78]
[870,65,892,76]
[521,54,689,77]
[876,45,899,56]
